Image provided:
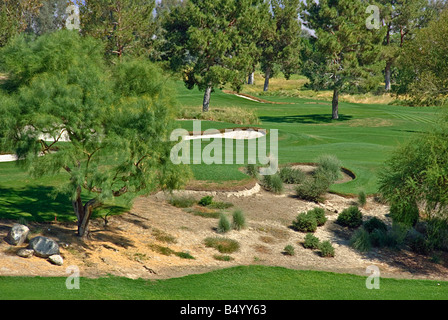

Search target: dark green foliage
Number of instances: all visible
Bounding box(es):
[213,254,234,261]
[363,217,388,234]
[350,228,372,252]
[217,214,231,233]
[208,201,234,210]
[303,233,320,250]
[246,164,259,178]
[389,201,420,227]
[295,175,331,202]
[319,241,335,257]
[174,251,195,260]
[204,237,240,253]
[358,191,367,207]
[292,212,318,233]
[337,207,363,228]
[198,196,214,207]
[169,195,196,208]
[279,166,306,184]
[232,210,246,231]
[308,208,327,227]
[262,174,284,194]
[283,245,295,256]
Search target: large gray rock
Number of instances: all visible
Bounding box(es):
[5,224,30,246]
[28,236,60,258]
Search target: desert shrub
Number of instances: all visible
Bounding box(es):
[232,210,246,230]
[217,214,231,233]
[337,206,363,228]
[363,217,387,234]
[315,154,342,183]
[151,228,177,244]
[198,195,214,207]
[319,241,335,257]
[292,212,318,233]
[148,244,175,256]
[303,233,320,249]
[284,245,295,256]
[246,164,259,178]
[208,201,234,209]
[350,228,372,252]
[358,191,367,207]
[407,230,431,255]
[262,174,284,194]
[308,208,327,226]
[213,254,234,261]
[169,195,196,208]
[295,175,331,202]
[204,237,240,253]
[175,251,195,259]
[279,167,306,184]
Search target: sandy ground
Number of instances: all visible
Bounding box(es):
[1,182,448,282]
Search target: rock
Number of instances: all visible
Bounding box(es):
[28,236,60,258]
[48,254,63,266]
[17,248,34,258]
[5,224,30,246]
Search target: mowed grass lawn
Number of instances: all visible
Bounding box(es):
[175,80,441,195]
[1,266,447,300]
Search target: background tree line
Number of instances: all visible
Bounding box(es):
[1,0,447,114]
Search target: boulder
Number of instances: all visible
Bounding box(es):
[28,236,60,258]
[5,224,30,246]
[17,248,34,258]
[48,254,64,266]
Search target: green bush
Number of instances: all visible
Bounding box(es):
[303,233,320,249]
[217,214,231,233]
[295,175,331,202]
[389,201,420,227]
[315,155,342,183]
[350,228,372,252]
[337,206,363,228]
[262,174,284,194]
[232,210,246,231]
[292,212,318,233]
[198,195,214,207]
[204,237,240,253]
[284,245,295,256]
[358,191,367,207]
[279,167,306,184]
[319,241,335,257]
[208,201,234,209]
[169,195,196,208]
[213,254,234,261]
[308,208,327,226]
[246,164,259,178]
[175,251,195,259]
[363,217,387,234]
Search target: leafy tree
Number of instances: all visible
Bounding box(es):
[0,30,190,238]
[32,0,68,35]
[79,0,157,60]
[379,111,448,225]
[0,0,42,47]
[301,0,385,120]
[164,0,266,112]
[395,7,448,105]
[260,0,302,92]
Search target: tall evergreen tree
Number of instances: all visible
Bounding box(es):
[79,0,157,60]
[32,0,68,35]
[164,0,268,112]
[301,0,385,120]
[260,0,302,92]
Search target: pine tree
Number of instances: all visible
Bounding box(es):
[260,0,302,92]
[0,30,190,238]
[301,0,385,120]
[33,0,68,35]
[164,0,267,112]
[79,0,157,60]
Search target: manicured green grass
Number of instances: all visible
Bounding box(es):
[0,266,446,300]
[174,80,441,195]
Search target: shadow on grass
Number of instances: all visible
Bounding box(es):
[260,114,353,124]
[0,185,127,223]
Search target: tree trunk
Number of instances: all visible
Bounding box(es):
[385,63,392,91]
[248,72,255,85]
[332,88,339,120]
[202,86,212,112]
[263,67,271,92]
[72,188,101,239]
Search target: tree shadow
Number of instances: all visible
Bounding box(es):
[259,114,353,124]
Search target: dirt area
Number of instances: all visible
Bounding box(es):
[1,181,448,282]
